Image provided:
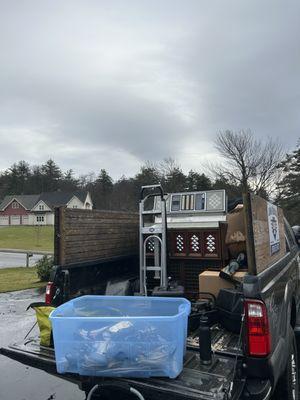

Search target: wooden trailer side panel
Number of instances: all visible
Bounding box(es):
[54,208,139,266]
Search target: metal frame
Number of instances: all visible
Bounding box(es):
[139,185,167,295]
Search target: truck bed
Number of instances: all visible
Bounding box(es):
[0,333,245,400]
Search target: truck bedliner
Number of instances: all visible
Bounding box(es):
[1,338,245,400]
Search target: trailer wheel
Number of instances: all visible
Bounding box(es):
[273,327,299,400]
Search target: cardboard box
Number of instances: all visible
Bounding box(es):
[199,270,247,298]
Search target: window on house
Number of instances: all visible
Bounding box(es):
[73,205,78,209]
[36,216,45,222]
[39,204,44,211]
[12,201,19,209]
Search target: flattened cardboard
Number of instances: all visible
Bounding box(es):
[199,270,247,298]
[250,195,286,273]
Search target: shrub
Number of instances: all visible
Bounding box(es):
[36,255,54,282]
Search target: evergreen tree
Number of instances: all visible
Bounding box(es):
[41,159,62,191]
[29,165,44,193]
[134,164,161,187]
[6,161,31,194]
[186,170,211,191]
[111,176,136,211]
[60,169,79,192]
[277,142,300,225]
[159,158,187,192]
[93,169,114,209]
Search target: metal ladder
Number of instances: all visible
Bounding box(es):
[139,184,167,295]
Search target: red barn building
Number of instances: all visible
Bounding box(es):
[0,195,39,226]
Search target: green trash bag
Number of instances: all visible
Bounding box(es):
[27,302,55,347]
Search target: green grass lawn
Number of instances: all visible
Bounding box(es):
[0,226,54,252]
[0,267,46,293]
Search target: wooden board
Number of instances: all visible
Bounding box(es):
[251,195,286,273]
[54,207,139,266]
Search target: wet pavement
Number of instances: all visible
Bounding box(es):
[0,252,44,268]
[0,289,85,400]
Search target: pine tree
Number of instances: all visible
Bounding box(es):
[6,161,31,194]
[60,169,79,192]
[277,142,300,225]
[93,169,114,209]
[186,170,211,191]
[41,159,62,191]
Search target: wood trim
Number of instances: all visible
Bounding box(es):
[203,230,220,258]
[170,231,187,256]
[187,232,202,257]
[169,229,222,260]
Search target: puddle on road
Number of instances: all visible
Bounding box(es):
[0,288,44,302]
[0,288,44,318]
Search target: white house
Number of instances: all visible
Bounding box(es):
[0,191,93,226]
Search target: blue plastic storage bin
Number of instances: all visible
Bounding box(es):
[50,295,191,379]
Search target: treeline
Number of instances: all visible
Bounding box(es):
[0,158,241,211]
[0,141,299,225]
[276,143,300,225]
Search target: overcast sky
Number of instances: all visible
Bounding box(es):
[0,1,299,179]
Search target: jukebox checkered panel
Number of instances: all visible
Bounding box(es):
[206,191,224,211]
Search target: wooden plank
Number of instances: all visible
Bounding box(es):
[65,242,138,252]
[64,232,138,240]
[65,209,137,217]
[64,255,135,265]
[66,239,137,247]
[65,217,138,223]
[64,226,138,234]
[65,232,137,240]
[64,236,137,245]
[64,222,138,228]
[64,251,136,261]
[65,213,138,221]
[56,206,67,266]
[54,207,60,265]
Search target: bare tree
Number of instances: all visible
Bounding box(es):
[214,130,283,195]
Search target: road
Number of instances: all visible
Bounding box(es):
[0,289,85,400]
[0,252,44,268]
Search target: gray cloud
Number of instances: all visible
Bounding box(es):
[0,0,299,178]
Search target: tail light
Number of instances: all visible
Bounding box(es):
[45,282,55,304]
[244,299,271,357]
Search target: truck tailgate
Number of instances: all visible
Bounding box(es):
[0,338,245,400]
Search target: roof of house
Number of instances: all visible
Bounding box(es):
[0,191,89,211]
[0,195,40,211]
[39,191,89,209]
[74,191,89,203]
